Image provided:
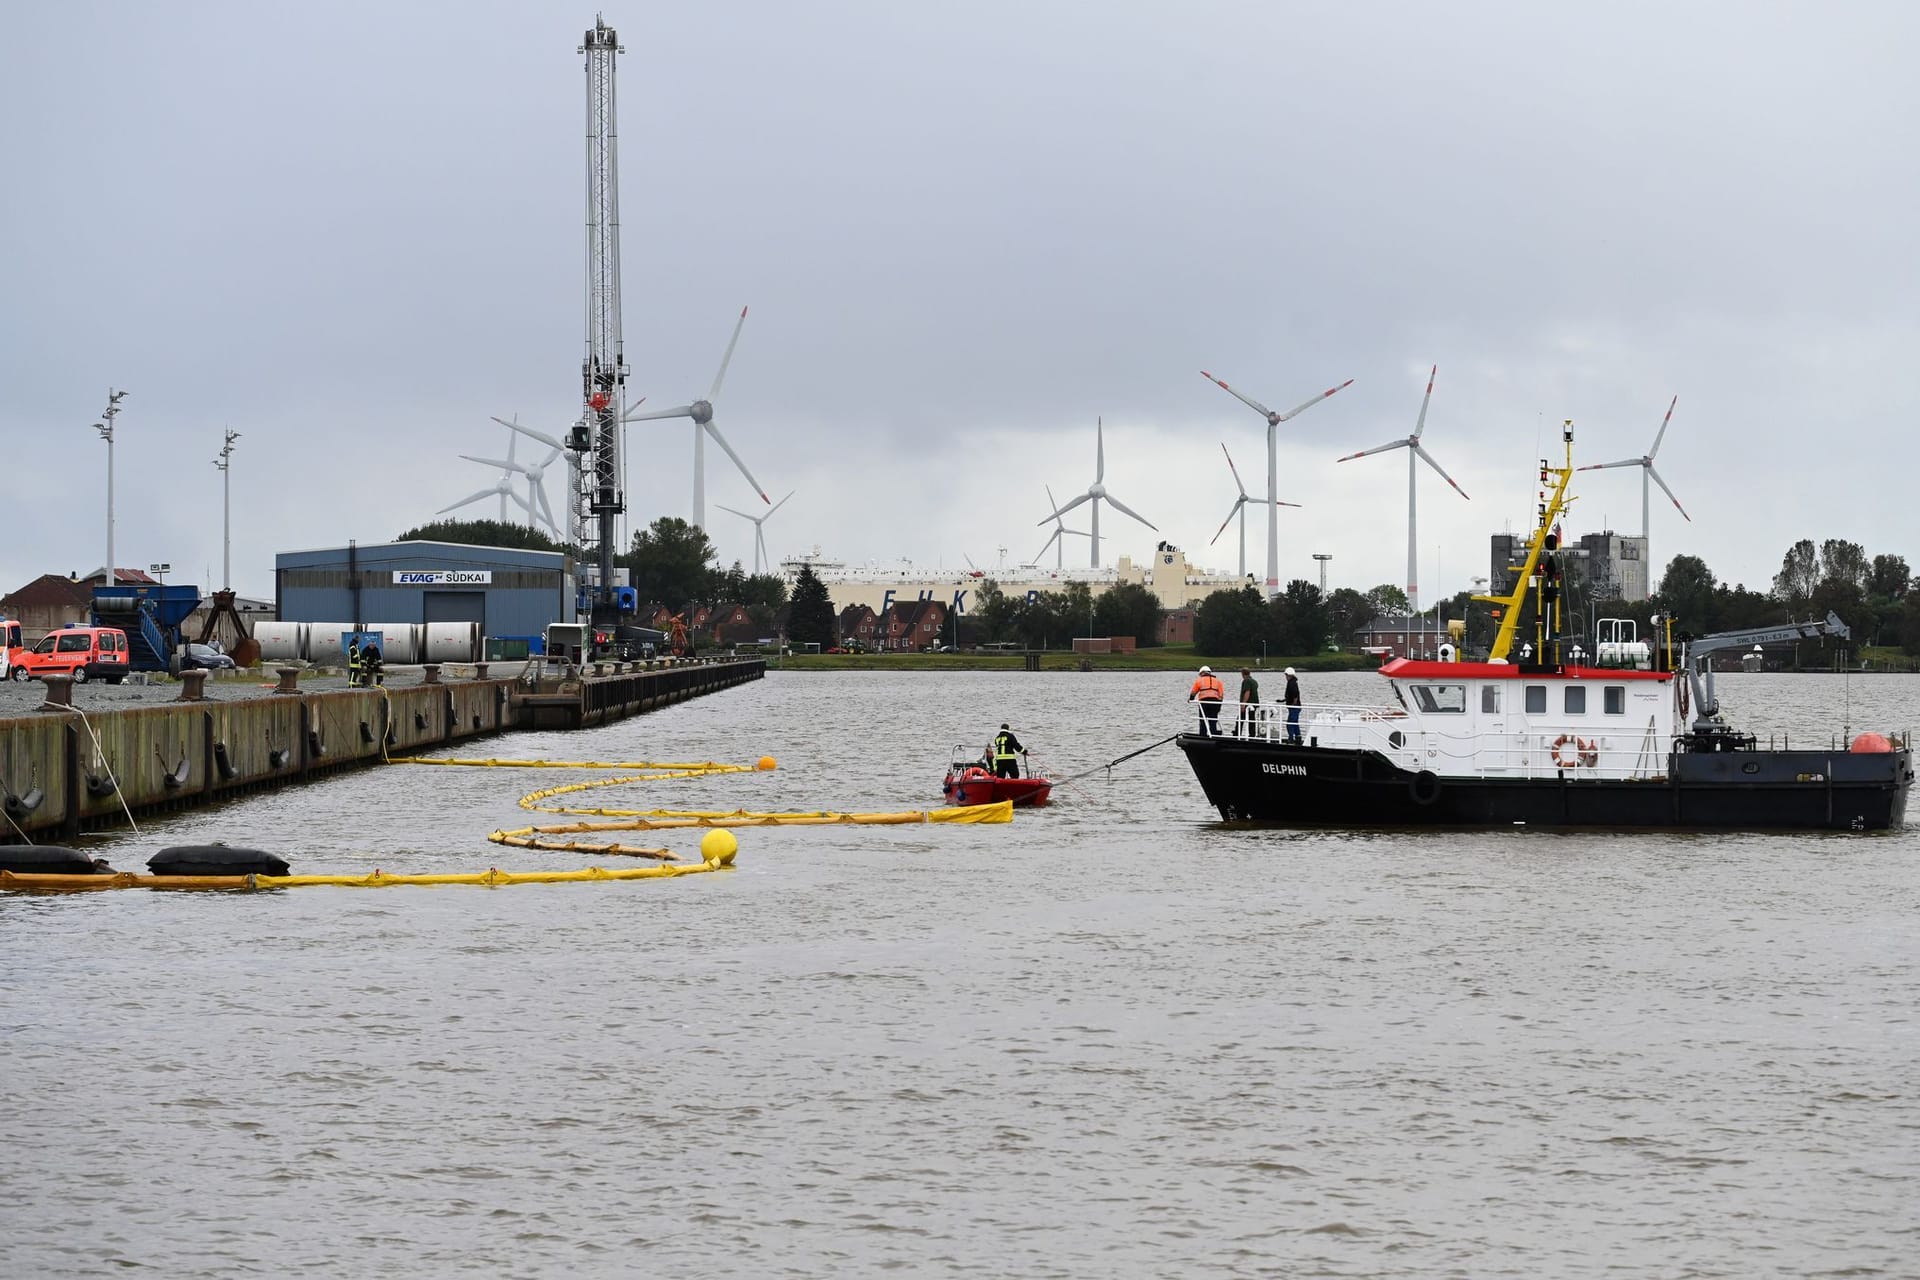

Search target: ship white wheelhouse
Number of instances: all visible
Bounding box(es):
[1276,659,1679,781]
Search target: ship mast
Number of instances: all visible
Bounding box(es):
[1475,420,1576,663]
[577,14,627,607]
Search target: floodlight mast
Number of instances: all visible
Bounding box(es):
[578,15,627,609]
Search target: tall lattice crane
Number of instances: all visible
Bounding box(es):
[573,14,627,607]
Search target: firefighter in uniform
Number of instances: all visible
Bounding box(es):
[991,724,1027,779]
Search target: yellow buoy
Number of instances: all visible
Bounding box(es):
[756,756,777,771]
[700,828,739,865]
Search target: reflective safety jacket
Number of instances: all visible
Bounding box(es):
[1189,673,1225,701]
[993,730,1024,761]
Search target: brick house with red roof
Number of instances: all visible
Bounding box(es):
[879,599,949,651]
[836,604,878,649]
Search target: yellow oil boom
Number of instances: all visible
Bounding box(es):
[384,753,1013,859]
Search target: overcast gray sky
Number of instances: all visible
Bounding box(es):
[4,1,1916,605]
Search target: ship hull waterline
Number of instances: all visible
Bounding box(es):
[1178,734,1912,831]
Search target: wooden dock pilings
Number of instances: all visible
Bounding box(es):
[0,658,764,842]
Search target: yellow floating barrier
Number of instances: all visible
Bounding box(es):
[487,800,1010,855]
[386,753,1014,859]
[1,855,735,893]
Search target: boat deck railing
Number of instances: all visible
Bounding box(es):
[1188,700,1678,782]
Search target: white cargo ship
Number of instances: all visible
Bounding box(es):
[778,544,1253,616]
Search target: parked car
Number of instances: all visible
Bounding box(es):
[177,643,237,672]
[10,625,130,684]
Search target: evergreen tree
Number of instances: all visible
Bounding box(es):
[1194,585,1266,657]
[1092,581,1163,646]
[394,518,565,553]
[620,517,717,609]
[787,565,836,647]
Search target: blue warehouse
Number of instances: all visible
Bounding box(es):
[275,541,574,643]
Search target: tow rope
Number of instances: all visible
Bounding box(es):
[1052,734,1182,785]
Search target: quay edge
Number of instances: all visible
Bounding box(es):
[0,659,764,843]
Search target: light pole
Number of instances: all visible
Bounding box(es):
[93,388,128,582]
[213,429,240,590]
[1312,553,1332,596]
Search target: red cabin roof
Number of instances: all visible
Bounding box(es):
[1380,658,1672,682]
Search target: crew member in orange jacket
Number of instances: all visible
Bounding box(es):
[1188,664,1225,736]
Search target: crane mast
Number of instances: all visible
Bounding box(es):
[577,15,626,605]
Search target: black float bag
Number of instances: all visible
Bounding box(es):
[147,844,291,877]
[0,845,113,875]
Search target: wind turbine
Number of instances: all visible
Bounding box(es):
[1037,418,1157,569]
[1577,395,1690,564]
[625,306,768,531]
[1200,368,1352,595]
[715,491,794,576]
[1210,443,1301,581]
[1334,365,1468,613]
[463,415,566,537]
[1032,484,1091,569]
[438,432,537,525]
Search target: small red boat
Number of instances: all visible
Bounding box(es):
[943,748,1053,807]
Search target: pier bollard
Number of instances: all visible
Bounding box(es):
[422,664,442,685]
[37,673,75,712]
[472,663,489,681]
[592,662,606,678]
[176,670,210,702]
[275,667,301,694]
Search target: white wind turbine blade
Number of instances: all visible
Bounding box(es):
[1646,463,1692,521]
[461,454,533,476]
[1095,417,1105,483]
[703,419,770,503]
[1410,366,1437,439]
[625,403,695,422]
[766,490,795,517]
[1035,527,1063,561]
[492,416,567,451]
[616,396,648,423]
[1336,437,1412,464]
[1221,443,1250,498]
[1039,491,1093,524]
[1273,498,1305,508]
[530,481,559,535]
[1649,394,1678,458]
[1577,457,1646,472]
[1199,370,1275,420]
[1211,497,1245,545]
[1276,378,1355,422]
[1102,492,1158,530]
[710,306,749,400]
[1413,443,1471,499]
[714,503,757,521]
[755,525,770,574]
[438,487,499,515]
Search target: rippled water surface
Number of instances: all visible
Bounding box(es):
[5,670,1918,1277]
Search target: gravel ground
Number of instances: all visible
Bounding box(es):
[0,665,464,716]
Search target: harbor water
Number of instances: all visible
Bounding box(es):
[4,670,1917,1277]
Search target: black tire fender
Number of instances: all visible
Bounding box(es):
[1409,769,1443,806]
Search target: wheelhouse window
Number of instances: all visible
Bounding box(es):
[1603,685,1625,715]
[1564,686,1587,714]
[1410,684,1466,713]
[1481,685,1501,714]
[1524,685,1546,714]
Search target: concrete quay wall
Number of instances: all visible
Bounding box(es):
[0,659,765,842]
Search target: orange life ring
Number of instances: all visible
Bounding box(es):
[1551,734,1582,769]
